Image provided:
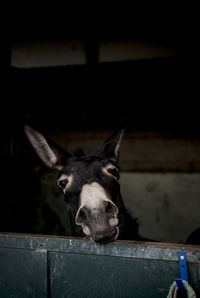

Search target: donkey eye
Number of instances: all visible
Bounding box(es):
[107,168,119,180]
[59,179,69,190]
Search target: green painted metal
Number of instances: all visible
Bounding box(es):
[0,247,47,297]
[0,233,200,297]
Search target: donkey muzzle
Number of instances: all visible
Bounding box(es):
[76,200,119,244]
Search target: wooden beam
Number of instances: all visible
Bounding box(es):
[43,130,200,172]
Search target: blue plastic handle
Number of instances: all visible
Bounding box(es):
[175,250,188,290]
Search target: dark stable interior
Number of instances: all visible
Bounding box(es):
[1,13,199,244]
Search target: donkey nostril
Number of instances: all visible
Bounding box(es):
[76,206,88,224]
[105,201,114,213]
[105,201,118,217]
[79,209,87,220]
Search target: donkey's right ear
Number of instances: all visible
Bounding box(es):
[24,125,71,171]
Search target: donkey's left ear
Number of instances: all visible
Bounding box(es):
[96,129,124,163]
[24,124,71,170]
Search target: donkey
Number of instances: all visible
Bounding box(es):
[24,125,143,244]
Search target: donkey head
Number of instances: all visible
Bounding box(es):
[25,125,124,244]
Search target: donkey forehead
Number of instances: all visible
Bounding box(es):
[61,155,116,174]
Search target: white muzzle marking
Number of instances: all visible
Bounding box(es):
[79,182,111,210]
[75,182,119,235]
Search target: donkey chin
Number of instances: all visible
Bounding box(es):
[90,228,119,244]
[83,225,119,244]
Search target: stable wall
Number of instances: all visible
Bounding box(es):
[120,173,200,243]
